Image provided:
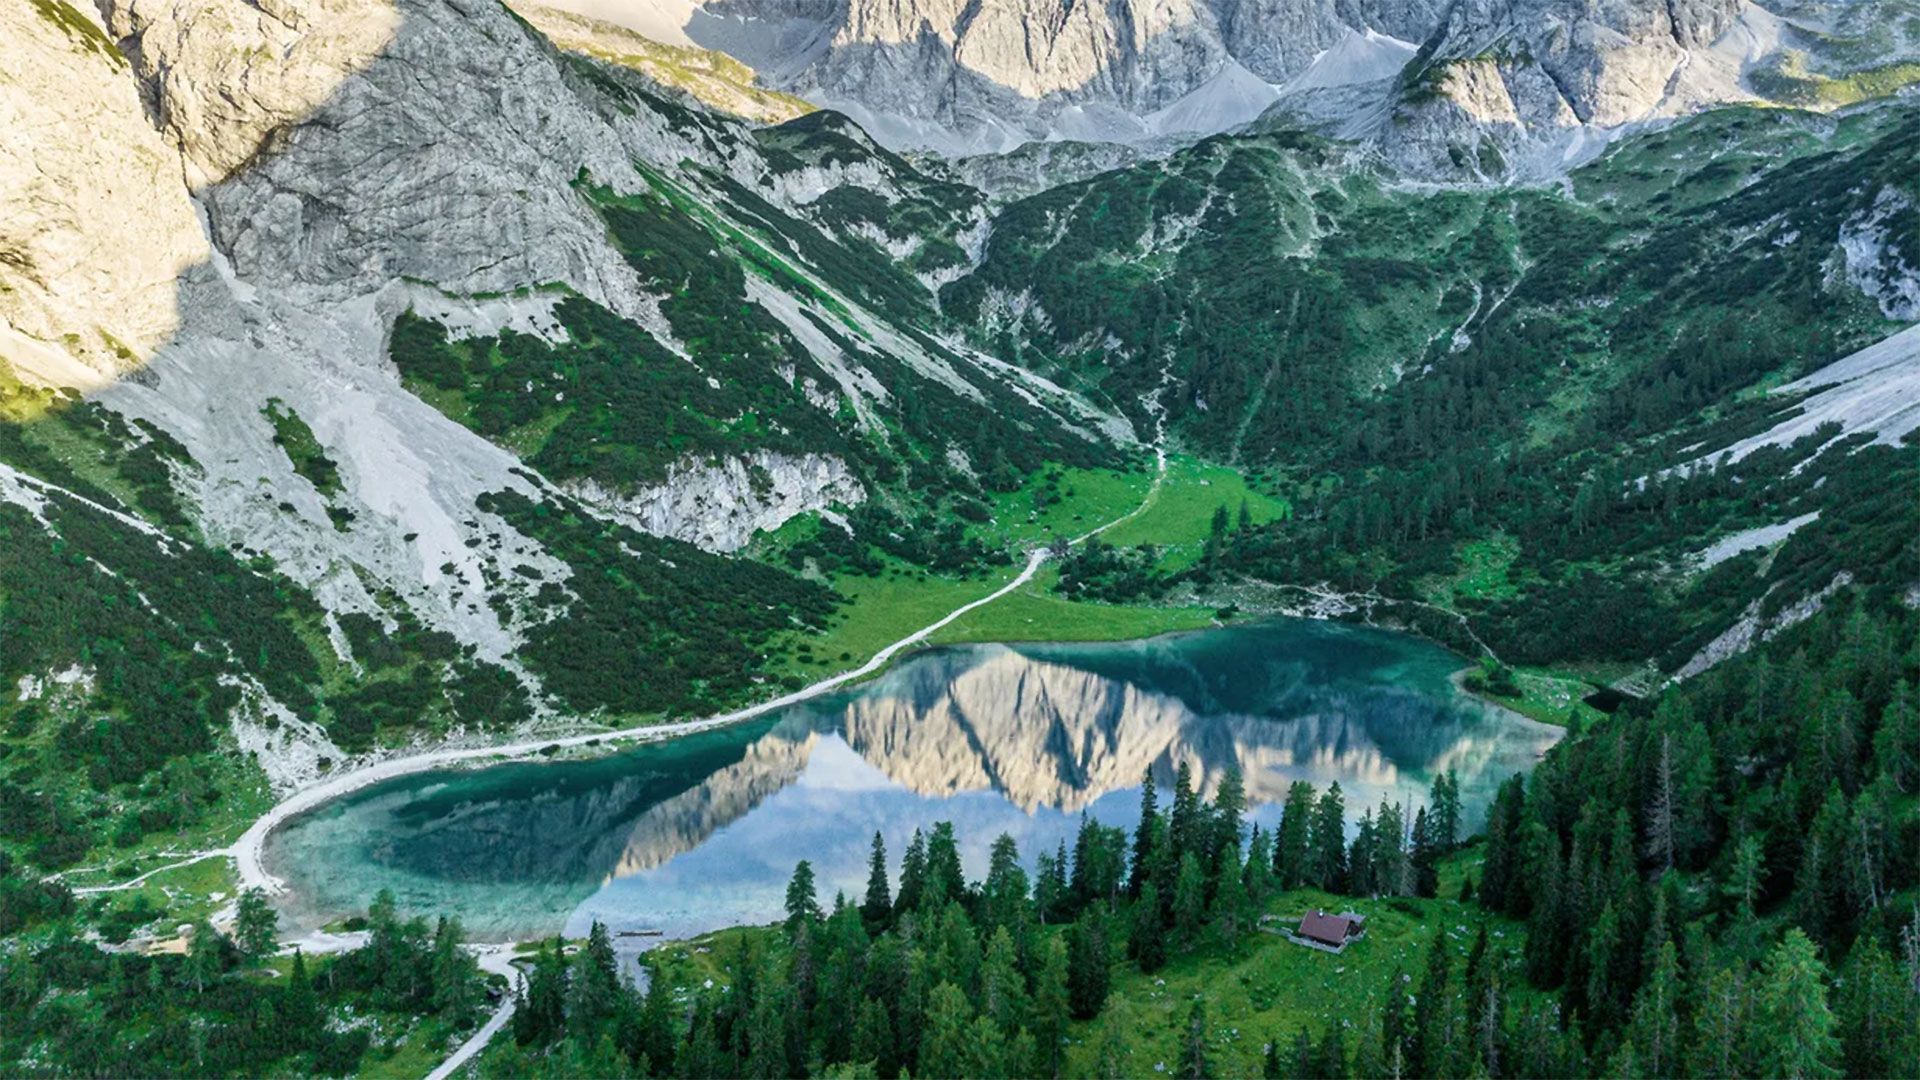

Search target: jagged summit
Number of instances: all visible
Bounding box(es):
[539,0,1920,170]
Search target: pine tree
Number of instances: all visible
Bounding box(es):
[861,832,892,933]
[1274,781,1316,889]
[982,834,1030,932]
[1749,929,1841,1080]
[284,949,319,1046]
[918,982,974,1080]
[1130,767,1159,897]
[897,828,928,914]
[185,918,223,995]
[1411,929,1454,1077]
[1430,769,1461,852]
[850,995,893,1075]
[1623,938,1683,1077]
[1210,766,1247,867]
[1037,841,1070,924]
[1172,852,1208,948]
[637,977,681,1078]
[1067,904,1112,1018]
[1309,783,1348,892]
[1243,824,1276,904]
[1834,935,1920,1078]
[516,937,567,1047]
[981,926,1027,1033]
[1477,774,1526,915]
[925,822,965,910]
[233,887,278,964]
[786,860,823,934]
[1031,936,1072,1077]
[1131,882,1168,974]
[430,915,478,1024]
[1170,761,1202,864]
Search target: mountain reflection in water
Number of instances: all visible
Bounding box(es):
[266,621,1561,941]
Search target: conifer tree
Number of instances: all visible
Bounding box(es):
[786,860,823,935]
[1130,768,1159,897]
[1067,904,1111,1018]
[1130,882,1168,974]
[1172,852,1208,948]
[924,823,965,910]
[1750,929,1841,1080]
[897,829,928,914]
[1309,782,1348,892]
[861,832,892,933]
[1031,935,1072,1077]
[1274,781,1316,889]
[918,982,974,1080]
[233,887,278,964]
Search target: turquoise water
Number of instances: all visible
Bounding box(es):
[266,620,1561,941]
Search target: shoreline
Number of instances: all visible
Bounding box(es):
[233,442,1175,895]
[231,545,1055,894]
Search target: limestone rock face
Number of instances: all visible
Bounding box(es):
[0,0,207,387]
[640,0,1779,157]
[570,451,866,553]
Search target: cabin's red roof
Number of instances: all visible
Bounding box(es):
[1298,910,1359,946]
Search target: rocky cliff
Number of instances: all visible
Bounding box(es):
[0,0,1123,772]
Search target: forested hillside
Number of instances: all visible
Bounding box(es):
[950,104,1920,679]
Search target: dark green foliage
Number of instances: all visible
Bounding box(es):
[0,887,483,1076]
[953,107,1920,673]
[480,489,836,716]
[262,399,342,501]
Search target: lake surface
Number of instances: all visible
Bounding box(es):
[267,620,1561,941]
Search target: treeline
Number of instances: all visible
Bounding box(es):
[485,761,1467,1079]
[1466,594,1920,1076]
[0,887,486,1076]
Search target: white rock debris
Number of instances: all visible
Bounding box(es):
[569,451,865,553]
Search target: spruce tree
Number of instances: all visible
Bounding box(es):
[233,887,278,964]
[861,832,892,933]
[1309,783,1348,892]
[1750,930,1841,1080]
[1129,767,1159,897]
[1172,852,1208,948]
[918,982,974,1080]
[1131,882,1168,973]
[1067,905,1112,1018]
[897,828,928,914]
[1274,781,1316,889]
[786,860,823,935]
[1031,936,1072,1077]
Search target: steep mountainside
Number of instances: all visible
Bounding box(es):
[0,0,1132,861]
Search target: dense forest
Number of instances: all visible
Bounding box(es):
[0,884,487,1075]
